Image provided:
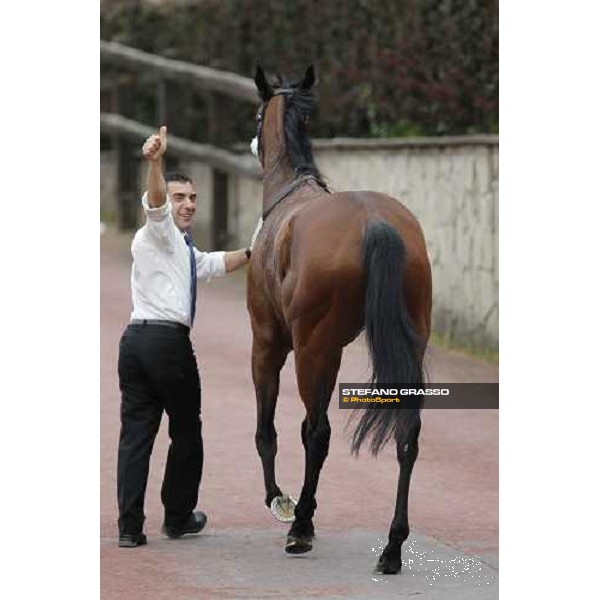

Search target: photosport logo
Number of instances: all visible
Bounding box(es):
[338,383,499,409]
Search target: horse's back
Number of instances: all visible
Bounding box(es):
[281,190,431,342]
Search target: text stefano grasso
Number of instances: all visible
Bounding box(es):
[341,388,450,396]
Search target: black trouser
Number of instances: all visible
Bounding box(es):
[117,322,203,535]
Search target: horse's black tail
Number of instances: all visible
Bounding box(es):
[351,219,425,456]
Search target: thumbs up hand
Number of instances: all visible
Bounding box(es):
[142,125,168,162]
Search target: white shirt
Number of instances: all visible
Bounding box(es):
[129,193,226,326]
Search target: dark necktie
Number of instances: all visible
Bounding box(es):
[184,231,197,325]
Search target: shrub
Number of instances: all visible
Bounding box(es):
[101,0,498,142]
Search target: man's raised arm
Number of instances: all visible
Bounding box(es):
[142,125,168,207]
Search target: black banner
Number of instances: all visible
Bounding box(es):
[338,383,499,409]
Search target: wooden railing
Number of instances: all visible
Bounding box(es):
[100,113,261,179]
[101,41,257,102]
[100,40,260,242]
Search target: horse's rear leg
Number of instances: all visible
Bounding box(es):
[376,417,421,574]
[285,344,342,554]
[252,337,290,508]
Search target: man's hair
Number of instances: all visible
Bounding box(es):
[165,172,193,185]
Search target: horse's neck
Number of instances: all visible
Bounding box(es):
[262,100,295,213]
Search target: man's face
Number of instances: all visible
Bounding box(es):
[168,181,197,231]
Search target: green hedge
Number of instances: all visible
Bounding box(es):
[101,0,498,142]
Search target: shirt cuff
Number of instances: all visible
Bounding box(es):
[204,251,226,280]
[141,191,171,220]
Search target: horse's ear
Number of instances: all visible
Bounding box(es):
[300,65,316,90]
[255,64,273,101]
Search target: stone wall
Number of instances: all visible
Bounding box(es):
[101,135,498,350]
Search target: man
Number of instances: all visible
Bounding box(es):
[117,125,251,548]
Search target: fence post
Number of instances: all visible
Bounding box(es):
[157,79,186,174]
[114,74,139,230]
[206,91,229,249]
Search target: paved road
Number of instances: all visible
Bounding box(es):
[100,228,499,599]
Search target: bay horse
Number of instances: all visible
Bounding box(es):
[247,65,432,575]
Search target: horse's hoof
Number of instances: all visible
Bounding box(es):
[270,494,297,522]
[375,554,402,575]
[285,534,313,554]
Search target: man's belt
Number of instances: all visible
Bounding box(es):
[130,319,190,334]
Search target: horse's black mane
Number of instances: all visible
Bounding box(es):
[274,75,328,191]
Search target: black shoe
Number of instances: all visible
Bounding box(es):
[118,532,147,548]
[162,511,207,539]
